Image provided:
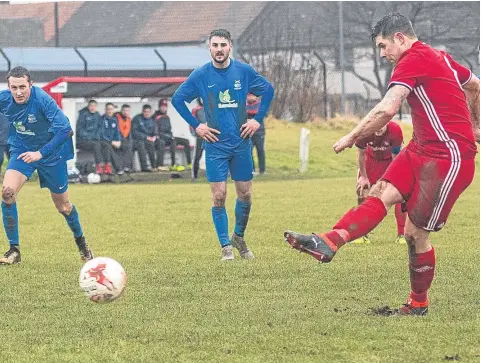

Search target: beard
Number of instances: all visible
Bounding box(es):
[212,52,229,64]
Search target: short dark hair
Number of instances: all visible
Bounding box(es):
[105,102,115,108]
[7,66,31,82]
[121,104,130,109]
[142,104,152,111]
[371,13,416,42]
[88,99,97,105]
[209,29,232,42]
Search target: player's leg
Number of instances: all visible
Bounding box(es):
[398,216,432,315]
[256,132,266,174]
[206,149,232,260]
[154,138,165,171]
[0,164,31,264]
[175,137,192,167]
[351,179,371,245]
[134,140,150,172]
[394,204,407,244]
[285,149,413,263]
[230,144,255,259]
[100,140,115,175]
[39,162,93,261]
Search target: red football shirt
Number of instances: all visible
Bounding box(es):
[356,121,403,161]
[388,41,477,160]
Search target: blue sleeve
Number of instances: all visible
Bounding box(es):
[38,90,73,158]
[0,90,9,115]
[172,73,201,129]
[247,66,274,123]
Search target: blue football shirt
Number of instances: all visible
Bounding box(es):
[0,86,74,165]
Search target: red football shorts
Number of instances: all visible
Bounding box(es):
[382,148,475,231]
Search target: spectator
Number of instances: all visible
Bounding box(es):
[190,98,206,180]
[115,104,133,173]
[132,104,161,172]
[100,103,122,175]
[247,93,266,175]
[0,113,8,176]
[76,100,104,174]
[153,98,190,172]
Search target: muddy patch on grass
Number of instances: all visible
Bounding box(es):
[366,305,399,316]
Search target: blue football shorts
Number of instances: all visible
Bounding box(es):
[205,143,254,183]
[7,154,69,194]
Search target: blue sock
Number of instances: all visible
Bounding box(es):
[62,205,83,238]
[2,201,19,248]
[234,199,251,237]
[212,206,230,247]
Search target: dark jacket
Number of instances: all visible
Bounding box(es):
[153,111,173,139]
[131,114,156,140]
[76,107,102,141]
[101,114,121,142]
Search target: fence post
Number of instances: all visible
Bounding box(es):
[299,127,310,173]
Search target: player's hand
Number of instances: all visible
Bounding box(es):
[356,176,371,195]
[240,119,260,139]
[111,141,121,149]
[146,136,155,142]
[333,134,356,154]
[196,123,220,142]
[18,151,42,164]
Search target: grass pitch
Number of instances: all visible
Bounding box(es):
[0,121,478,363]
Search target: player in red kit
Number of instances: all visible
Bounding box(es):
[351,121,407,245]
[284,14,479,315]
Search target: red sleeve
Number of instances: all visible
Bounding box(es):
[388,52,426,92]
[442,52,473,86]
[388,122,403,147]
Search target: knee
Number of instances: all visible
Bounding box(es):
[2,186,16,204]
[368,181,385,199]
[56,201,72,215]
[237,188,252,203]
[212,190,226,207]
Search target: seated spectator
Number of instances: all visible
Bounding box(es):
[101,103,122,175]
[115,104,133,173]
[153,98,190,172]
[0,113,8,176]
[190,98,206,181]
[247,93,266,175]
[76,100,105,174]
[132,104,163,172]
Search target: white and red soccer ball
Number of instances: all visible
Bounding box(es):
[79,257,127,303]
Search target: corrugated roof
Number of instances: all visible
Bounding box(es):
[2,48,84,70]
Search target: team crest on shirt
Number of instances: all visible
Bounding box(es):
[218,90,238,108]
[234,80,241,90]
[27,114,37,123]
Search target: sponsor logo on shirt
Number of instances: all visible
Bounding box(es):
[13,121,35,136]
[218,90,238,109]
[27,114,37,123]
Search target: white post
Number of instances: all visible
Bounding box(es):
[299,127,310,173]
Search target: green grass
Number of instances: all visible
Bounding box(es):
[0,120,478,363]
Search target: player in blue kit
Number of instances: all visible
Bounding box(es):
[0,67,94,264]
[172,29,274,260]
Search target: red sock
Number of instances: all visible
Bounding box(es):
[409,247,435,303]
[395,204,406,235]
[319,197,387,248]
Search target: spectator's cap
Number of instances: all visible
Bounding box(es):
[159,98,168,107]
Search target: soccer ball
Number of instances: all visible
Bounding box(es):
[79,257,127,303]
[87,173,101,184]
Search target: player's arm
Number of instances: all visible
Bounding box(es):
[356,147,370,193]
[172,74,219,142]
[241,67,275,138]
[19,92,72,163]
[463,76,480,143]
[333,85,410,153]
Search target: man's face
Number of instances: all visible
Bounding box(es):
[88,102,97,113]
[105,104,115,117]
[160,105,168,113]
[143,108,152,118]
[209,36,232,64]
[375,34,403,66]
[121,107,130,117]
[8,76,32,104]
[247,94,257,104]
